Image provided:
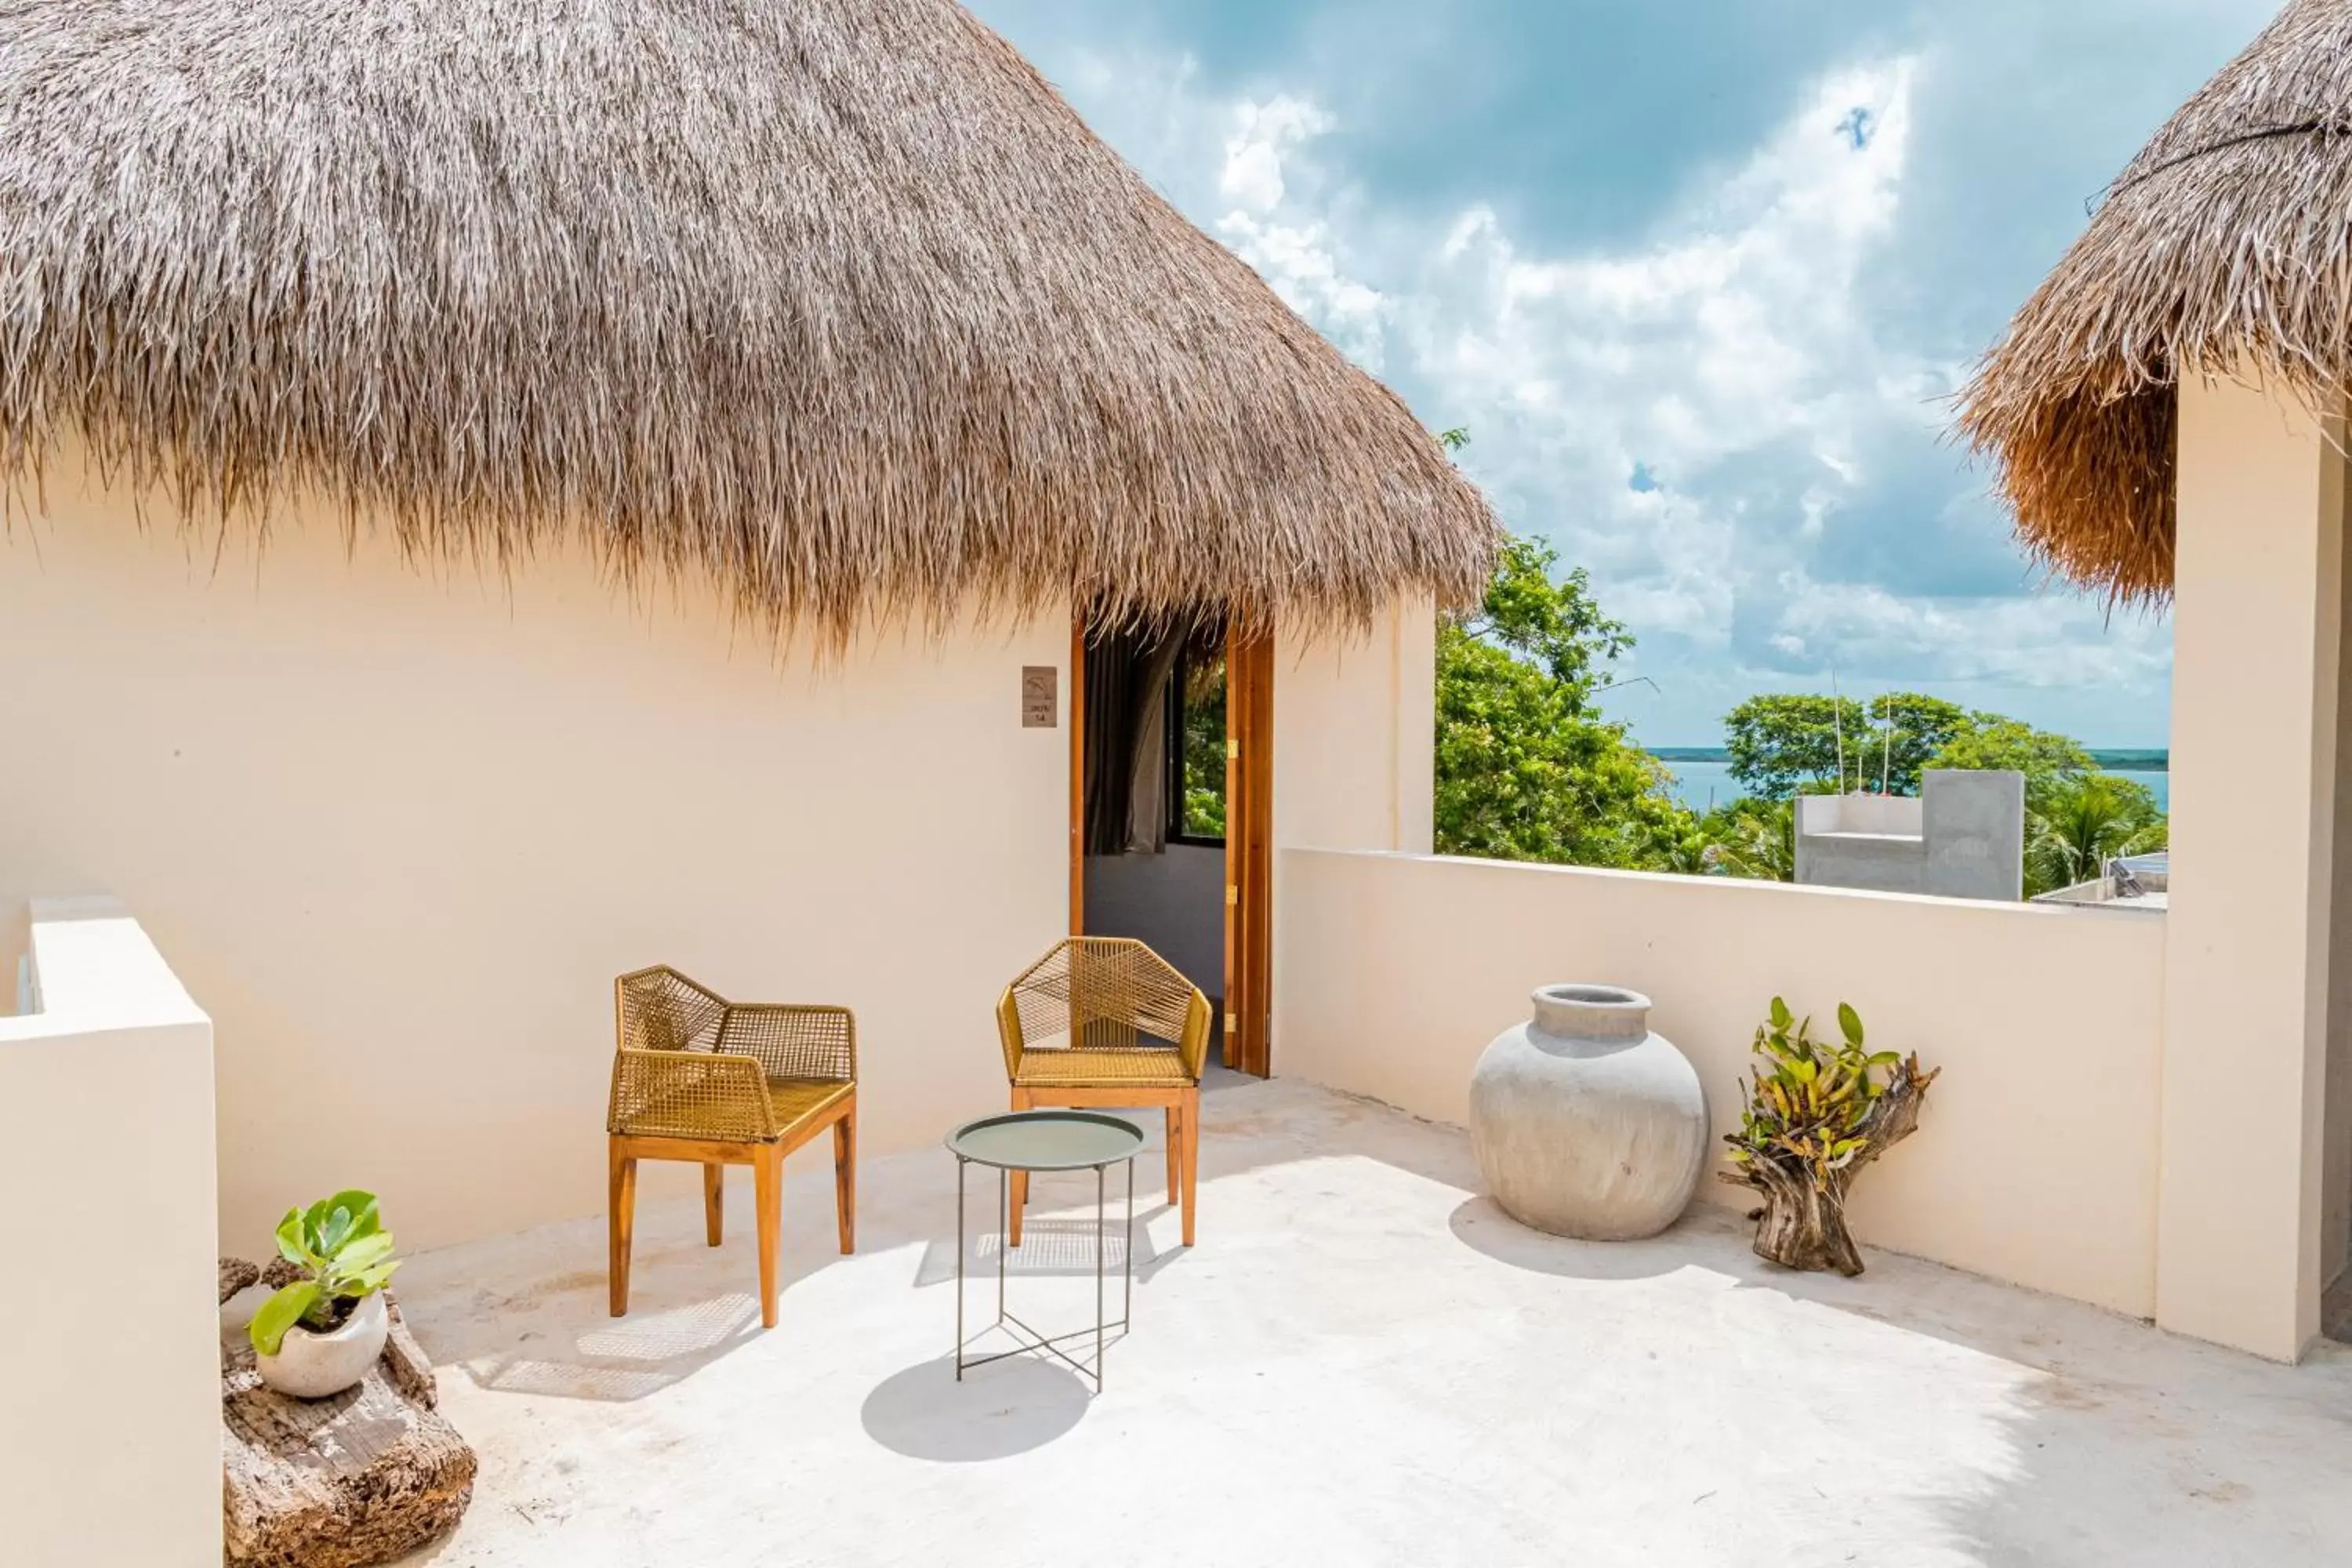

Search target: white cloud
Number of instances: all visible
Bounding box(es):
[1218,96,1329,212]
[1759,570,2171,690]
[1213,98,1391,366]
[1038,56,1392,364]
[1034,38,2169,735]
[1127,58,1944,645]
[1410,60,1931,639]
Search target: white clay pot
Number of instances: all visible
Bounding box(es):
[1468,984,1707,1240]
[254,1290,388,1399]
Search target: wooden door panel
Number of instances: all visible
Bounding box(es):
[1069,615,1086,935]
[1223,630,1274,1076]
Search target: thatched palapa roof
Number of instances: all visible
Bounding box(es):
[1958,0,2352,605]
[0,0,1495,633]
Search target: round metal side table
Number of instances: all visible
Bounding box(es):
[947,1109,1142,1391]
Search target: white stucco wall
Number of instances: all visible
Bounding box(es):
[0,898,219,1566]
[1275,849,2169,1320]
[0,469,1071,1252]
[2166,371,2348,1361]
[1275,597,1436,857]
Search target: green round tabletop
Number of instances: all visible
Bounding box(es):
[946,1110,1145,1172]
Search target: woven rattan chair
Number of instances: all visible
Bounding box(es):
[996,938,1213,1247]
[606,966,857,1329]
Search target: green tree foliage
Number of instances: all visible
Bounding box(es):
[1719,688,2168,894]
[1426,426,2163,896]
[1928,718,2095,816]
[1433,535,1693,867]
[1922,713,2165,895]
[1724,692,1969,799]
[2024,773,2167,896]
[1178,654,1226,837]
[1698,797,1796,881]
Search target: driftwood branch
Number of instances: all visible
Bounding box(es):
[217,1265,474,1567]
[220,1257,261,1305]
[1719,1056,1940,1276]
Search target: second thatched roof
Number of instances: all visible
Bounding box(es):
[0,0,1496,634]
[1957,0,2352,605]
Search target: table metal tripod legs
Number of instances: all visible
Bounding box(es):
[955,1154,1134,1390]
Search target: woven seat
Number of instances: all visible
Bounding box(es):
[1013,1049,1196,1087]
[605,966,858,1329]
[764,1076,858,1127]
[996,938,1212,1247]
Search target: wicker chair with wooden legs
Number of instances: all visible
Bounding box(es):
[606,967,857,1330]
[996,938,1213,1248]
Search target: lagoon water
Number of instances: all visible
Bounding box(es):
[1657,759,2170,814]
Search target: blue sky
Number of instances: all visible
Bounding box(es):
[968,0,2281,746]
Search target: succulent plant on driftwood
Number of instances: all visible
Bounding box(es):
[1722,998,1937,1276]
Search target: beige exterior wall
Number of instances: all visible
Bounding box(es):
[0,898,219,1566]
[1275,849,2169,1319]
[0,470,1073,1251]
[1275,597,1437,855]
[2165,372,2348,1360]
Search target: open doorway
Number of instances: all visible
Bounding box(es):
[1072,618,1272,1076]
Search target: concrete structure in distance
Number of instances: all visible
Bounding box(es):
[1795,770,2025,902]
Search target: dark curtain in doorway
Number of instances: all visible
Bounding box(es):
[1083,624,1182,856]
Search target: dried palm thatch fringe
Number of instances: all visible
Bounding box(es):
[0,0,1497,641]
[1956,0,2352,608]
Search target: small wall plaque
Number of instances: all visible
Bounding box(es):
[1021,666,1058,728]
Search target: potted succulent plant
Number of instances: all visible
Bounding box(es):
[248,1189,403,1399]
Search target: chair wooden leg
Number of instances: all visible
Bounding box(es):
[833,1102,857,1254]
[753,1145,783,1330]
[702,1163,724,1247]
[1180,1085,1200,1247]
[1165,1105,1181,1200]
[608,1142,637,1318]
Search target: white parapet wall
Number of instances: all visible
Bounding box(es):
[1275,849,2167,1319]
[0,898,220,1564]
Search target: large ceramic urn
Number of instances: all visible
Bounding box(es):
[1468,984,1706,1240]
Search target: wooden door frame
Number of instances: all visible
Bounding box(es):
[1066,615,1275,1077]
[1068,614,1087,935]
[1222,627,1274,1076]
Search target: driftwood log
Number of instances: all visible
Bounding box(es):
[1719,1055,1939,1276]
[220,1269,475,1568]
[220,1257,262,1304]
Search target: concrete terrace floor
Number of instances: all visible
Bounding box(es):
[392,1075,2352,1567]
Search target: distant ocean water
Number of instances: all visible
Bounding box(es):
[1653,757,2170,814]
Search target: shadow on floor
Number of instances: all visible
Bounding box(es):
[397,1076,1527,1405]
[412,1170,1174,1404]
[1445,1196,1694,1282]
[389,1073,2352,1563]
[911,1210,1171,1288]
[861,1353,1092,1461]
[415,1072,2245,1417]
[423,1263,771,1402]
[1434,1152,2352,1563]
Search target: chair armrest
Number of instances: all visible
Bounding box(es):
[1179,987,1214,1081]
[995,987,1025,1080]
[716,1003,856,1084]
[608,1048,777,1142]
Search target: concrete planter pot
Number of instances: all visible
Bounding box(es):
[255,1290,388,1399]
[1468,984,1707,1240]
